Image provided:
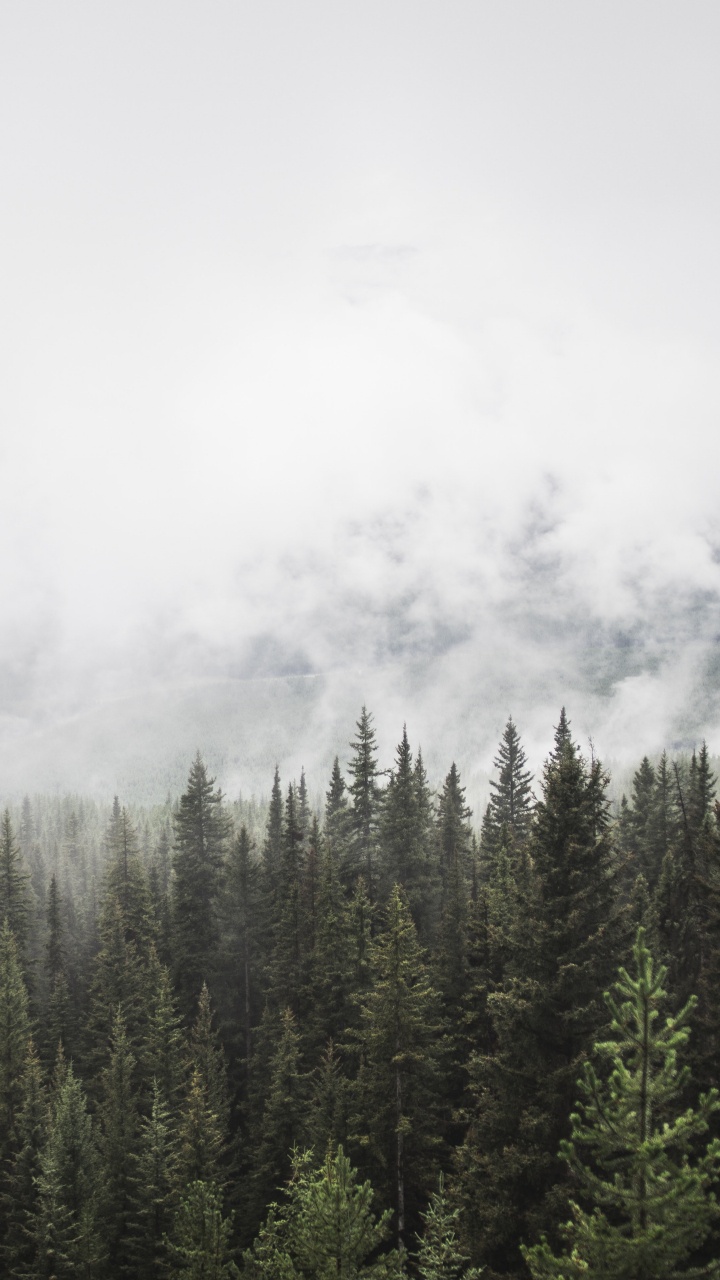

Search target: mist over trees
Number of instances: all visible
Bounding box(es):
[1,706,720,1278]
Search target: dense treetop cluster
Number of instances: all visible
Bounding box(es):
[1,707,720,1278]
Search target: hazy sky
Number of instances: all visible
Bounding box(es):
[2,3,720,798]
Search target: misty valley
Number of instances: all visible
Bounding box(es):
[1,706,719,1279]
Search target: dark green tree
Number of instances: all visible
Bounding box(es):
[166,1180,239,1279]
[98,1009,140,1278]
[0,920,32,1164]
[128,1080,179,1280]
[483,718,534,856]
[454,712,623,1275]
[379,726,436,936]
[172,755,231,1018]
[30,1061,106,1278]
[0,809,31,956]
[347,707,384,902]
[350,885,443,1250]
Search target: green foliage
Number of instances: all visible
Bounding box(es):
[347,706,384,901]
[351,885,443,1247]
[483,718,534,855]
[30,1061,106,1278]
[0,809,31,956]
[167,1180,238,1279]
[243,1145,404,1279]
[414,1174,482,1280]
[522,928,720,1279]
[128,1080,179,1280]
[0,919,32,1162]
[172,754,231,1017]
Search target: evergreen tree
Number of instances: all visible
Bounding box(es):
[379,726,436,935]
[0,1038,46,1276]
[522,929,720,1279]
[139,946,186,1110]
[172,755,231,1018]
[262,766,284,908]
[98,1009,140,1279]
[435,765,474,1065]
[166,1180,239,1279]
[454,712,623,1275]
[0,809,31,956]
[350,885,443,1250]
[128,1080,179,1280]
[0,920,32,1164]
[243,1145,404,1279]
[218,825,262,1091]
[414,1174,482,1280]
[44,873,74,1064]
[483,718,534,855]
[324,757,353,887]
[104,802,154,951]
[30,1062,106,1278]
[347,707,384,902]
[245,1007,306,1233]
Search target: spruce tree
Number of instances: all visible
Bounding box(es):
[379,726,436,935]
[243,1145,404,1279]
[347,707,384,902]
[324,756,353,887]
[172,755,231,1018]
[128,1080,179,1280]
[30,1062,106,1278]
[166,1180,239,1279]
[0,809,31,956]
[0,920,32,1164]
[350,885,443,1250]
[454,712,624,1274]
[98,1009,140,1279]
[522,929,720,1279]
[0,1038,46,1276]
[483,718,534,855]
[414,1173,482,1280]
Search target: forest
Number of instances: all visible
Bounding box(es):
[1,706,720,1279]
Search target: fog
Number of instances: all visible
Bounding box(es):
[1,2,719,805]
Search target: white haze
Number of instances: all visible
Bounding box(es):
[1,2,719,805]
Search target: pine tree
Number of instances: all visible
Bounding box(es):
[483,718,534,856]
[30,1061,106,1278]
[218,825,262,1093]
[414,1173,482,1280]
[454,712,624,1274]
[0,920,32,1164]
[350,885,443,1250]
[44,873,74,1064]
[522,928,720,1279]
[379,726,436,935]
[128,1080,179,1280]
[435,765,474,1056]
[172,755,231,1018]
[166,1180,239,1279]
[139,946,186,1110]
[245,1007,306,1233]
[262,766,284,907]
[347,707,384,902]
[243,1145,404,1279]
[98,1009,140,1278]
[324,756,353,886]
[0,1038,46,1276]
[0,809,31,956]
[104,802,154,951]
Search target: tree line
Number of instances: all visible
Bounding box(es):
[1,707,720,1277]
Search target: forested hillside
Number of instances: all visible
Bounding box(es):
[1,707,720,1278]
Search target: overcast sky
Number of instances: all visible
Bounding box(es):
[1,2,720,799]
